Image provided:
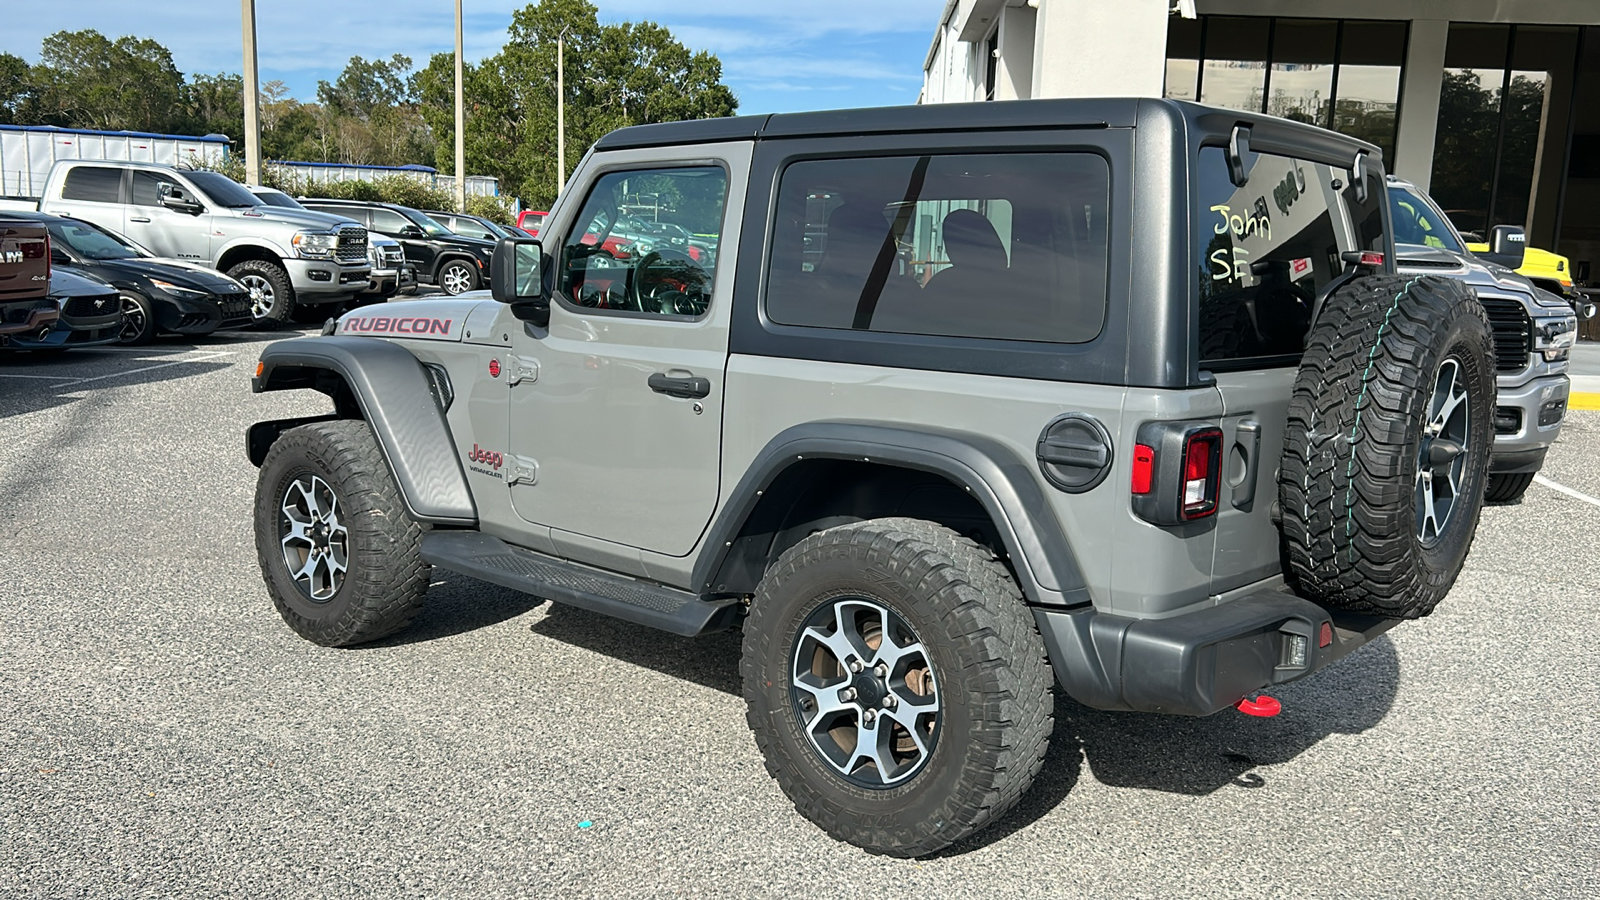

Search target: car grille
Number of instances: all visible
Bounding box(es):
[217,290,252,318]
[382,246,405,267]
[336,226,368,264]
[1478,296,1531,373]
[61,293,118,317]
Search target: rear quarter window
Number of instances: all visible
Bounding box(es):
[765,152,1110,344]
[61,167,122,204]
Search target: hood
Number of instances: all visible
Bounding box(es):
[334,295,490,342]
[48,266,117,299]
[369,235,401,249]
[1397,242,1569,312]
[221,205,359,232]
[87,257,244,292]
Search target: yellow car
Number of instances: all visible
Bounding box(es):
[1463,238,1575,298]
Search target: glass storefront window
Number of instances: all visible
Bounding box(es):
[1202,17,1270,112]
[1165,15,1202,102]
[1268,19,1337,126]
[1331,21,1406,161]
[1432,24,1510,237]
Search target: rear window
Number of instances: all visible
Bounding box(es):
[1195,145,1386,367]
[61,167,122,204]
[766,153,1110,344]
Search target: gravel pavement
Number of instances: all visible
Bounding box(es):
[2,332,1597,899]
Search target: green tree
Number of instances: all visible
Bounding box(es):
[415,0,737,208]
[183,72,244,141]
[0,52,37,125]
[29,30,186,132]
[315,55,432,167]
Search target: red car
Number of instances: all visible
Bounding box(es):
[516,209,548,236]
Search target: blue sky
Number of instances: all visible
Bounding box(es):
[0,1,945,115]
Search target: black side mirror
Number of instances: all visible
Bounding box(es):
[491,237,549,327]
[1480,225,1526,270]
[398,224,426,239]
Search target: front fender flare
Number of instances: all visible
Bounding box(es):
[250,335,476,525]
[693,423,1089,606]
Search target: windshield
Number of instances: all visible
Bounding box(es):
[186,171,263,209]
[256,191,306,210]
[1389,187,1464,254]
[51,219,149,260]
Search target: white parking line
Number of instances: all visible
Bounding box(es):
[59,351,234,387]
[1534,474,1600,508]
[0,373,78,380]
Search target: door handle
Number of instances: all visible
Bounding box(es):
[648,372,710,399]
[1230,420,1262,509]
[130,216,151,223]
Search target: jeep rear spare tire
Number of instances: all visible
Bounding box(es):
[254,419,429,646]
[1280,274,1496,618]
[741,518,1053,857]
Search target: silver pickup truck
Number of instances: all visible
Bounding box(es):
[26,161,369,326]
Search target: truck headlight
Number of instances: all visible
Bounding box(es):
[1534,316,1577,363]
[292,231,338,260]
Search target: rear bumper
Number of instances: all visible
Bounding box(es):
[1036,589,1400,717]
[4,311,122,349]
[1,300,59,336]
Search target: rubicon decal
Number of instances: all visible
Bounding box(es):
[341,315,453,336]
[466,444,504,479]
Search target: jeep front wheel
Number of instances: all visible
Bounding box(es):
[741,518,1052,857]
[254,419,429,646]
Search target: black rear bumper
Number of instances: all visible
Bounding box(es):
[1036,589,1399,717]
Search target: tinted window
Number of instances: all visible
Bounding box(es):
[766,153,1109,343]
[1390,186,1463,253]
[558,166,727,317]
[185,171,260,208]
[61,167,122,204]
[445,216,494,240]
[1194,145,1385,366]
[131,171,180,207]
[368,209,410,234]
[51,220,147,260]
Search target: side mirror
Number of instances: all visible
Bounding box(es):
[1480,224,1526,270]
[51,249,71,265]
[158,182,202,215]
[491,237,549,327]
[398,224,426,239]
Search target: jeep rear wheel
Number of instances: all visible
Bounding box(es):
[741,518,1052,857]
[254,419,428,646]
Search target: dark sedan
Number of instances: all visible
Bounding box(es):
[4,211,253,344]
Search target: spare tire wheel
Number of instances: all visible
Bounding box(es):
[1279,274,1495,619]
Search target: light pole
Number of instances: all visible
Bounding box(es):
[454,0,466,213]
[557,25,570,197]
[241,0,261,185]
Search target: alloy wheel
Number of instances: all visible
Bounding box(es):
[440,263,473,295]
[242,274,276,319]
[790,597,939,788]
[118,294,149,343]
[279,474,349,601]
[1415,357,1470,545]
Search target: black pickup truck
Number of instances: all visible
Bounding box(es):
[1,218,59,344]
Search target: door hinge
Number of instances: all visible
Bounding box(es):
[507,355,539,386]
[507,455,538,486]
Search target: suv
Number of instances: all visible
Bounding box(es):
[1389,177,1576,502]
[31,161,370,327]
[0,217,59,341]
[246,100,1499,857]
[297,199,494,296]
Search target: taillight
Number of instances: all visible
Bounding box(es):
[1180,428,1222,519]
[1131,444,1155,495]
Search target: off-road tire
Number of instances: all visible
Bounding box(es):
[117,291,156,345]
[230,259,296,328]
[1485,471,1536,504]
[1280,274,1496,618]
[741,517,1052,857]
[254,419,428,646]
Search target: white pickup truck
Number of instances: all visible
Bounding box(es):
[1,161,371,326]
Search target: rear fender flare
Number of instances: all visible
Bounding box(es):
[693,423,1088,606]
[250,335,476,525]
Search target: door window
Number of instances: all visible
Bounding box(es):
[765,153,1110,343]
[61,166,122,203]
[557,166,727,318]
[368,208,411,235]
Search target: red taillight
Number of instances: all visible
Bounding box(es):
[1319,621,1333,648]
[1131,443,1155,494]
[1181,429,1222,519]
[1359,250,1384,266]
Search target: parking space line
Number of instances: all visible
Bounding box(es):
[0,372,80,380]
[1534,474,1600,508]
[59,351,234,387]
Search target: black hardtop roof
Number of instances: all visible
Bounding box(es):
[592,97,1381,166]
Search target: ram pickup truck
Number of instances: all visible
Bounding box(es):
[27,161,370,327]
[0,217,59,341]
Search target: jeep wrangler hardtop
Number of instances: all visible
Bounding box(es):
[247,98,1498,857]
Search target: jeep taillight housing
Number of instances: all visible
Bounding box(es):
[1180,428,1223,520]
[1131,421,1225,526]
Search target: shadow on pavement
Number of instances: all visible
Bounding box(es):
[528,600,744,697]
[375,571,548,646]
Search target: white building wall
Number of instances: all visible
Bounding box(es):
[1030,0,1170,99]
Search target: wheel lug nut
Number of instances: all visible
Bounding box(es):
[884,695,896,708]
[874,664,888,678]
[840,688,857,702]
[862,710,876,725]
[848,659,863,673]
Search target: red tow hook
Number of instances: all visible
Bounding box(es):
[1235,695,1282,717]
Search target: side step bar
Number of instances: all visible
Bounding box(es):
[420,531,744,637]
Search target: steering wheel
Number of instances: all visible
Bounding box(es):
[630,248,712,315]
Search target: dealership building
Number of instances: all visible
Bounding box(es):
[922,0,1600,282]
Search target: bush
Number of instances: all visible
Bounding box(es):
[465,193,517,226]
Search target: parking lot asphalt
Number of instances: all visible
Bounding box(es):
[2,332,1597,899]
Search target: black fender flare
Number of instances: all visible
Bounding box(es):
[249,335,476,525]
[692,423,1089,606]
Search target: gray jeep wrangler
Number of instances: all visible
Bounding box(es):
[247,99,1498,857]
